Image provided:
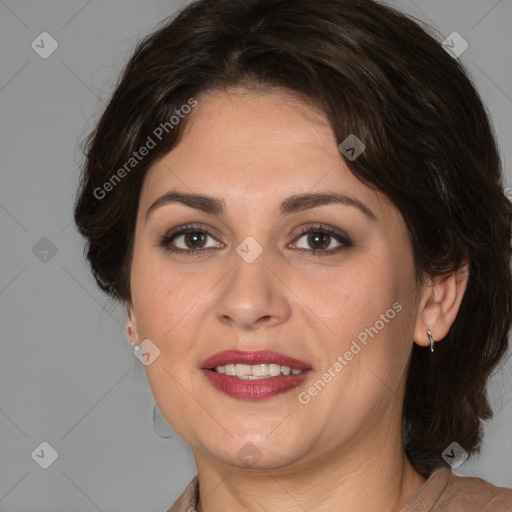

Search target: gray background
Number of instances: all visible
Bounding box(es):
[0,0,511,510]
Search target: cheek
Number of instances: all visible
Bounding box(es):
[129,246,219,358]
[130,247,181,340]
[320,253,404,336]
[315,248,414,385]
[308,273,412,437]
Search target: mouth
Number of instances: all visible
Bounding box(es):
[200,349,312,400]
[209,362,305,379]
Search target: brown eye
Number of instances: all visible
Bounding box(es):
[158,223,351,257]
[291,225,352,254]
[183,231,207,249]
[158,225,224,255]
[306,232,331,250]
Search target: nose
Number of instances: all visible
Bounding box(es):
[214,249,292,330]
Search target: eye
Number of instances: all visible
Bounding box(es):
[158,224,223,255]
[289,224,352,254]
[157,223,352,256]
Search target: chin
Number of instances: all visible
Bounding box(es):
[199,431,314,471]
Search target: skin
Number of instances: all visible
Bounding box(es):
[126,87,469,512]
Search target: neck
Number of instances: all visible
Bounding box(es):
[194,427,427,512]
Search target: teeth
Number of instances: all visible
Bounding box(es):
[268,364,281,377]
[213,363,305,378]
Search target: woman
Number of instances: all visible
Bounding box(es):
[74,0,512,510]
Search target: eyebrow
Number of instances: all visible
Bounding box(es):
[145,190,377,222]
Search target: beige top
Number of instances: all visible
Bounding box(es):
[166,467,512,512]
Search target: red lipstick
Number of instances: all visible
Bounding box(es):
[201,349,310,370]
[201,350,312,401]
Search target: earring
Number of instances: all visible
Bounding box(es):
[427,330,435,353]
[127,325,141,354]
[153,402,174,439]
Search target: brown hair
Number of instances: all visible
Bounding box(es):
[74,0,512,477]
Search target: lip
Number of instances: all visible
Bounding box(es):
[201,368,313,401]
[201,349,311,370]
[200,349,313,401]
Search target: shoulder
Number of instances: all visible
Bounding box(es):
[402,467,512,512]
[438,469,512,512]
[166,476,199,512]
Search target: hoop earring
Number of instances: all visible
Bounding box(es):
[427,330,435,353]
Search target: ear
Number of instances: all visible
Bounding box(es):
[126,303,139,344]
[413,262,469,348]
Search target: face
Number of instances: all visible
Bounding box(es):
[128,88,422,472]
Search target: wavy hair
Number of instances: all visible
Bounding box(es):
[74,0,512,477]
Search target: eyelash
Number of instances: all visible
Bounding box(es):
[157,223,353,257]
